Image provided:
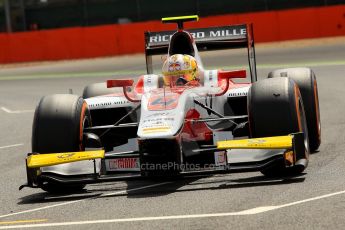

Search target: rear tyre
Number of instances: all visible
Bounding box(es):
[268,68,321,151]
[32,94,90,193]
[82,82,122,99]
[248,77,310,177]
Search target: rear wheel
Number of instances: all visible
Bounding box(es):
[248,77,309,176]
[32,94,90,193]
[82,82,122,99]
[268,68,321,151]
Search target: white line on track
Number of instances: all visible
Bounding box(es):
[0,182,171,220]
[1,107,34,114]
[0,144,24,149]
[1,189,345,229]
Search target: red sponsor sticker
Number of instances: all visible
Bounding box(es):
[108,158,139,171]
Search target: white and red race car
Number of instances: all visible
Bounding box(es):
[21,15,321,193]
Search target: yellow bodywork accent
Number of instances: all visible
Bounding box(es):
[27,150,105,168]
[142,126,171,133]
[217,135,293,150]
[162,15,199,23]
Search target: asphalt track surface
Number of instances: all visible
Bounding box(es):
[0,37,344,229]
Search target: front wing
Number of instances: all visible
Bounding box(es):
[20,133,305,189]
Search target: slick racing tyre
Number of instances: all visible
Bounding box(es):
[268,68,321,152]
[82,82,122,99]
[248,77,310,177]
[32,94,91,193]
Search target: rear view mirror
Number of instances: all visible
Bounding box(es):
[215,69,247,96]
[107,79,134,88]
[106,79,140,102]
[218,69,246,80]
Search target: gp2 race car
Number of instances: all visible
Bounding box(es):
[20,15,321,193]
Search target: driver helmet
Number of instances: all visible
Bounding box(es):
[162,54,199,86]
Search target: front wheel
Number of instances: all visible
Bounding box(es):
[32,94,90,193]
[248,77,310,177]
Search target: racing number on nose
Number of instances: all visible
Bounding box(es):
[151,97,175,106]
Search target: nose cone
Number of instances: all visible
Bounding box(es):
[137,110,183,139]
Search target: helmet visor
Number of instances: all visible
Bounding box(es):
[163,70,194,86]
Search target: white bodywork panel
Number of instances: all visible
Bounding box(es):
[85,95,133,110]
[227,149,283,163]
[142,74,160,93]
[137,86,226,139]
[42,159,101,175]
[226,85,250,98]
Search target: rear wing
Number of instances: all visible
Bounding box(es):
[144,24,257,82]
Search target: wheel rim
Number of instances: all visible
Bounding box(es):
[299,99,310,158]
[314,79,321,142]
